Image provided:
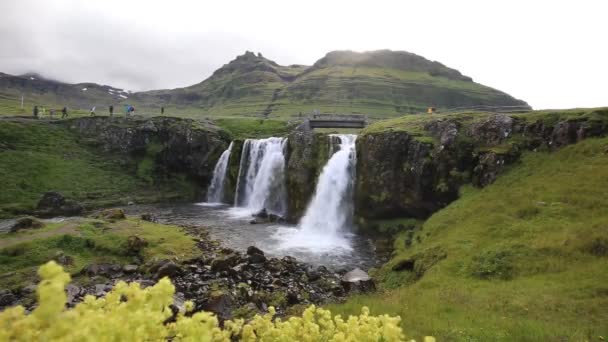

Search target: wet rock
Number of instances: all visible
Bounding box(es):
[9,217,44,233]
[127,235,148,254]
[156,261,183,279]
[246,246,264,256]
[65,284,84,305]
[123,265,139,273]
[248,253,266,264]
[22,284,37,294]
[0,290,17,307]
[36,192,83,217]
[341,268,375,293]
[246,246,266,264]
[253,208,269,219]
[95,284,112,297]
[211,254,240,273]
[82,263,121,277]
[306,269,320,281]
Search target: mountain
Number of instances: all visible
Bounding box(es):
[0,50,530,118]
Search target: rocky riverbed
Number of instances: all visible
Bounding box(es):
[0,217,376,321]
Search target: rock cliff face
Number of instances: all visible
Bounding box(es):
[64,116,231,197]
[355,109,608,222]
[284,129,331,222]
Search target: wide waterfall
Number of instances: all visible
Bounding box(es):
[233,137,287,216]
[206,142,233,203]
[274,134,357,253]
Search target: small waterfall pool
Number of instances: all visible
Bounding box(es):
[124,202,383,270]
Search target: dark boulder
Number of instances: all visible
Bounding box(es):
[9,217,44,233]
[82,263,122,277]
[210,254,240,273]
[0,290,17,307]
[156,261,183,279]
[36,192,83,217]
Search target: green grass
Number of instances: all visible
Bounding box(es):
[0,119,194,218]
[328,137,608,341]
[0,217,198,289]
[214,118,295,139]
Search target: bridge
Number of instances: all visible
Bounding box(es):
[306,114,368,129]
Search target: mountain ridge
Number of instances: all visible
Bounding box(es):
[0,49,530,118]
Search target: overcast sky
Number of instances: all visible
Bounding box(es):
[1,0,606,109]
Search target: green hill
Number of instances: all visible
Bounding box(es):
[0,50,529,119]
[329,136,608,341]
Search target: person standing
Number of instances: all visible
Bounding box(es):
[90,106,96,116]
[61,106,68,119]
[124,104,129,117]
[33,106,39,118]
[109,105,114,117]
[161,106,164,115]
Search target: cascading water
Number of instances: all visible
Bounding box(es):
[206,142,233,203]
[232,137,287,216]
[274,134,357,253]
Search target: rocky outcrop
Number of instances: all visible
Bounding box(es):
[356,110,608,222]
[35,191,84,217]
[64,116,231,197]
[284,130,331,222]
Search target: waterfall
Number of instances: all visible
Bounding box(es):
[206,142,233,203]
[274,134,357,252]
[233,137,287,216]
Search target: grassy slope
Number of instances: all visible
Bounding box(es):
[329,137,608,341]
[0,119,192,217]
[0,51,527,120]
[0,217,198,289]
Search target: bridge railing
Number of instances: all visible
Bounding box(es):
[308,113,368,121]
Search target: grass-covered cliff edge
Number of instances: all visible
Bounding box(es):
[325,108,608,341]
[0,116,231,218]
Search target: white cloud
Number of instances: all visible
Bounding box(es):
[0,0,606,109]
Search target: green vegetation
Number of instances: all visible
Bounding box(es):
[0,119,193,218]
[0,217,198,289]
[0,50,528,120]
[329,137,608,341]
[214,118,294,139]
[1,262,408,341]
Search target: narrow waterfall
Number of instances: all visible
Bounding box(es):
[233,137,287,216]
[206,142,233,203]
[275,134,357,252]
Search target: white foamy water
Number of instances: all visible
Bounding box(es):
[206,142,233,203]
[273,134,357,254]
[233,137,287,216]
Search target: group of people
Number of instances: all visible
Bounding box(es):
[33,105,166,119]
[33,106,68,119]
